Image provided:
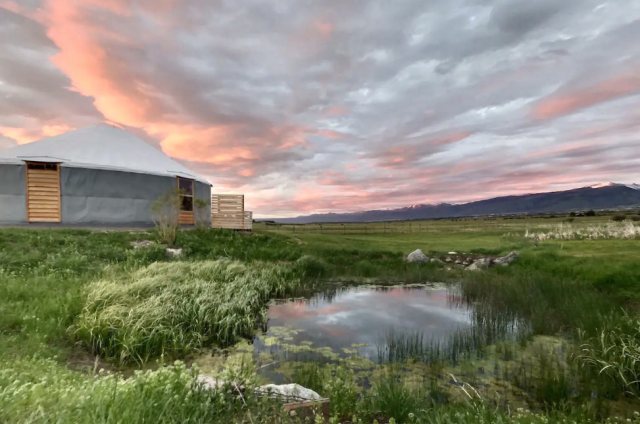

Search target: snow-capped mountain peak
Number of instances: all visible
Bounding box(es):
[591,182,618,188]
[590,182,640,190]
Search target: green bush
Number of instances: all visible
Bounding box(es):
[324,366,359,419]
[151,189,182,246]
[74,259,302,364]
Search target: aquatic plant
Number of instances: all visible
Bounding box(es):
[377,303,530,365]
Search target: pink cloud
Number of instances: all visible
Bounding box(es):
[533,70,640,120]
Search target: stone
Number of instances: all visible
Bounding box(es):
[130,240,154,249]
[493,251,519,266]
[430,257,443,264]
[257,383,323,401]
[466,257,492,271]
[406,249,428,263]
[196,375,226,390]
[166,247,183,257]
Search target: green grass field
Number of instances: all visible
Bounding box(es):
[0,215,639,422]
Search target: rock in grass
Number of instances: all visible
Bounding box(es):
[493,251,519,266]
[406,249,429,263]
[196,375,227,390]
[257,384,322,401]
[130,240,155,249]
[466,257,491,271]
[166,247,183,257]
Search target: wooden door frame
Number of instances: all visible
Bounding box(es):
[176,176,195,225]
[25,161,61,223]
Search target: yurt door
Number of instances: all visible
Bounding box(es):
[177,177,195,225]
[26,162,61,223]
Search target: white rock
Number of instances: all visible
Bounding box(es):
[406,249,429,263]
[196,375,226,390]
[166,247,183,257]
[466,257,492,271]
[257,383,322,401]
[494,251,519,266]
[130,240,154,249]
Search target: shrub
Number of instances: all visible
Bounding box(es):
[193,198,210,229]
[151,189,181,246]
[323,366,359,419]
[73,259,302,364]
[612,215,627,222]
[585,210,597,217]
[367,371,423,422]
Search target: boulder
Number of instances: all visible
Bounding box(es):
[257,383,322,401]
[166,247,183,257]
[466,257,492,271]
[196,375,227,390]
[494,251,519,266]
[130,240,154,249]
[406,249,428,263]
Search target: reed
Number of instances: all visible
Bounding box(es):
[577,314,640,397]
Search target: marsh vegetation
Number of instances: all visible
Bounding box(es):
[0,215,639,422]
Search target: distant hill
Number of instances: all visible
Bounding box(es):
[272,183,640,224]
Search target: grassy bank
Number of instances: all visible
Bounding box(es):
[0,216,639,422]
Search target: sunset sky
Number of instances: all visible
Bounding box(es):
[1,0,639,217]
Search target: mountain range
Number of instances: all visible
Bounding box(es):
[272,183,640,223]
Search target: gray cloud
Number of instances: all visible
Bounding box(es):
[1,0,639,216]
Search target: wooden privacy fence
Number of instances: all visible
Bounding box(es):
[211,194,253,230]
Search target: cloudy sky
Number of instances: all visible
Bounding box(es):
[1,0,639,217]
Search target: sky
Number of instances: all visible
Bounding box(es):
[1,0,639,217]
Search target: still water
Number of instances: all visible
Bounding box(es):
[253,284,472,362]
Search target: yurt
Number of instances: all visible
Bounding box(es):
[0,124,211,226]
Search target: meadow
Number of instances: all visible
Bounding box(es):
[0,213,639,422]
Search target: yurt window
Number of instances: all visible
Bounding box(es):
[27,162,58,171]
[177,177,194,211]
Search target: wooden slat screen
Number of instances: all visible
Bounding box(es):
[26,163,61,223]
[211,194,251,230]
[243,211,253,230]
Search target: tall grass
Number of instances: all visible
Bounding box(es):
[377,314,529,365]
[577,314,640,397]
[0,358,284,423]
[459,252,618,336]
[74,259,303,364]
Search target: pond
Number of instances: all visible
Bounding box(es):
[253,284,473,367]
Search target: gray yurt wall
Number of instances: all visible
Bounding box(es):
[0,164,26,224]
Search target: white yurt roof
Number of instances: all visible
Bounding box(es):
[0,124,209,183]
